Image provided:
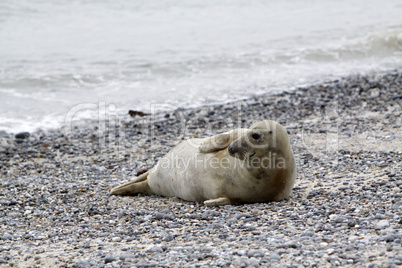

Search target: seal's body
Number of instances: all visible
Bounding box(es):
[111,120,296,206]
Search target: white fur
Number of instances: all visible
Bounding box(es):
[111,120,296,206]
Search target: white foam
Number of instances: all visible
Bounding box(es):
[0,115,63,134]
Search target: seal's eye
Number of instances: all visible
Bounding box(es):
[251,133,261,140]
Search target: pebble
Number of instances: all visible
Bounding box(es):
[155,212,175,221]
[146,246,163,253]
[15,132,30,139]
[1,233,13,240]
[270,251,281,261]
[104,255,116,264]
[0,137,13,151]
[119,253,134,261]
[111,237,122,242]
[375,220,390,230]
[247,250,265,258]
[163,234,174,242]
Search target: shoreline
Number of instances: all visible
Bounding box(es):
[0,67,401,137]
[0,70,401,267]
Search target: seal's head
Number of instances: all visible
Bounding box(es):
[228,120,290,162]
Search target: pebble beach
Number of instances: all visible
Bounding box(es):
[0,70,401,267]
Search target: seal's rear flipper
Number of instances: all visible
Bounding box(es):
[204,197,233,206]
[110,172,153,196]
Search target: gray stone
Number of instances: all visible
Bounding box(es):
[146,246,163,253]
[333,217,346,223]
[247,250,265,258]
[375,220,390,230]
[301,231,314,237]
[0,131,9,138]
[247,257,260,267]
[348,219,357,227]
[75,259,90,268]
[104,255,116,264]
[111,237,122,242]
[0,138,13,151]
[155,213,175,221]
[15,132,30,139]
[1,233,12,240]
[270,252,281,261]
[119,253,134,261]
[164,234,174,242]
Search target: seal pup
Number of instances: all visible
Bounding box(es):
[111,120,296,206]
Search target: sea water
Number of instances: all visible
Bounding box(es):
[0,0,401,133]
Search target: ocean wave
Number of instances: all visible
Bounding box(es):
[293,28,402,63]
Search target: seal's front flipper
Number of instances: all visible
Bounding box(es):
[199,129,246,153]
[204,197,233,206]
[110,171,153,196]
